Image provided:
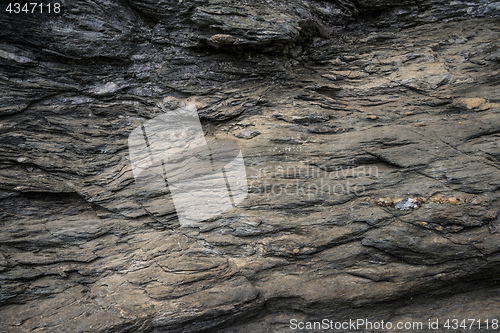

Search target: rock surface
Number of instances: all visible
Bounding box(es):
[1,0,500,332]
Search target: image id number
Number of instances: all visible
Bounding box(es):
[5,3,61,14]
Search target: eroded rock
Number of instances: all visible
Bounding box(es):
[0,1,499,332]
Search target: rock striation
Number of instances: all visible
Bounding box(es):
[0,0,500,332]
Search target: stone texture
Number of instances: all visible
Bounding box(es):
[0,0,500,332]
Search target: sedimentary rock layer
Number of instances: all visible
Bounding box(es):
[0,0,499,332]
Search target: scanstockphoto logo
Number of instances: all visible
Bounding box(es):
[128,101,248,227]
[249,164,379,199]
[127,99,379,227]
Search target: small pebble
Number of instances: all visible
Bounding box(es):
[395,198,418,210]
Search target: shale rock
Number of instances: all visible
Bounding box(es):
[0,0,499,332]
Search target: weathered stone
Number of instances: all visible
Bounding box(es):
[1,1,500,332]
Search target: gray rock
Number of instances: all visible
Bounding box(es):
[235,130,260,140]
[395,198,418,210]
[1,1,500,332]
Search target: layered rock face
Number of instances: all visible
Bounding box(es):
[1,0,500,332]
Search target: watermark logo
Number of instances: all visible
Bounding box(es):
[128,101,248,227]
[249,164,379,199]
